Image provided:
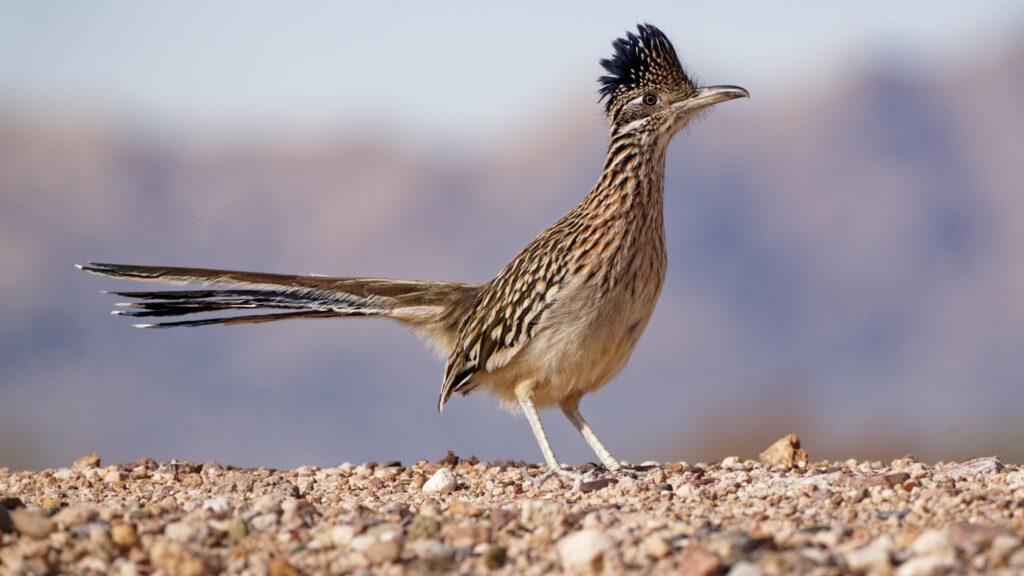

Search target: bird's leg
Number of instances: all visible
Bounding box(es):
[515,381,579,479]
[560,399,622,473]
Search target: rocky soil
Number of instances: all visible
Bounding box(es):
[2,435,1023,575]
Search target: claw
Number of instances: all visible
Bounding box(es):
[522,464,603,489]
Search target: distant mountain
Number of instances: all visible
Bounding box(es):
[1,40,1022,470]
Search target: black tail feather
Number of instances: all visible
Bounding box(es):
[105,289,272,300]
[106,289,368,326]
[134,310,358,329]
[111,291,328,318]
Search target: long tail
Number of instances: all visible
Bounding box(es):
[78,263,478,349]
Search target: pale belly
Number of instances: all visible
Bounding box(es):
[476,272,663,409]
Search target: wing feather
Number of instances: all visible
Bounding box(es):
[437,236,568,411]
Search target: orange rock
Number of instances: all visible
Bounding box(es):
[759,434,809,468]
[679,545,723,576]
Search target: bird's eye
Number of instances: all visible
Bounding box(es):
[642,94,658,106]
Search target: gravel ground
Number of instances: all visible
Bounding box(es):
[2,435,1023,575]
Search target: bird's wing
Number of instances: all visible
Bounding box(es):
[438,234,570,411]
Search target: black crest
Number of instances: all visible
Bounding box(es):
[598,24,691,114]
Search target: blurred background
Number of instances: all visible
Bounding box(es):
[2,2,1023,471]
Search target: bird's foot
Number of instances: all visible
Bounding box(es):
[612,462,660,479]
[521,464,603,487]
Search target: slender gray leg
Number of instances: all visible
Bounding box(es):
[561,400,622,472]
[515,381,576,478]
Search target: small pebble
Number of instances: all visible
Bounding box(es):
[643,534,671,558]
[249,513,278,532]
[164,520,207,544]
[911,530,957,562]
[111,522,139,549]
[10,509,52,539]
[896,555,955,576]
[845,535,894,573]
[759,433,809,467]
[72,453,101,471]
[201,496,232,516]
[52,505,97,528]
[423,468,457,494]
[557,529,615,572]
[678,544,723,576]
[947,457,1004,479]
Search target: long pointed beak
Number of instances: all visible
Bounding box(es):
[673,85,749,112]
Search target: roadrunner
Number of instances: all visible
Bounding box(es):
[79,24,747,477]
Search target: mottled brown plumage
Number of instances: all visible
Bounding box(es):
[79,24,747,477]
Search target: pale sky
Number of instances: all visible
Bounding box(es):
[1,1,1022,142]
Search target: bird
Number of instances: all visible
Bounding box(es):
[78,23,748,478]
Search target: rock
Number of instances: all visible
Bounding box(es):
[249,513,278,532]
[252,495,281,513]
[896,556,954,576]
[446,498,481,517]
[729,562,763,576]
[0,507,11,534]
[557,529,615,572]
[947,457,1004,480]
[164,520,208,544]
[845,535,895,574]
[423,468,457,494]
[72,452,101,471]
[679,544,723,576]
[990,534,1023,564]
[10,508,53,539]
[363,540,402,564]
[201,496,232,516]
[351,524,403,564]
[675,483,698,499]
[847,473,911,490]
[306,530,335,551]
[111,522,139,549]
[759,433,808,468]
[201,461,223,473]
[90,522,112,549]
[482,544,507,569]
[580,478,618,493]
[445,522,487,548]
[225,518,247,541]
[705,528,763,564]
[947,523,1010,553]
[79,557,109,573]
[366,522,402,540]
[407,515,441,539]
[910,530,956,563]
[1010,547,1024,568]
[350,533,375,551]
[408,539,456,570]
[643,534,672,558]
[150,540,210,576]
[268,558,300,576]
[329,524,357,546]
[51,505,97,528]
[1006,470,1024,488]
[69,520,102,539]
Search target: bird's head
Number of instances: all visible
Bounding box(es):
[599,24,748,139]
